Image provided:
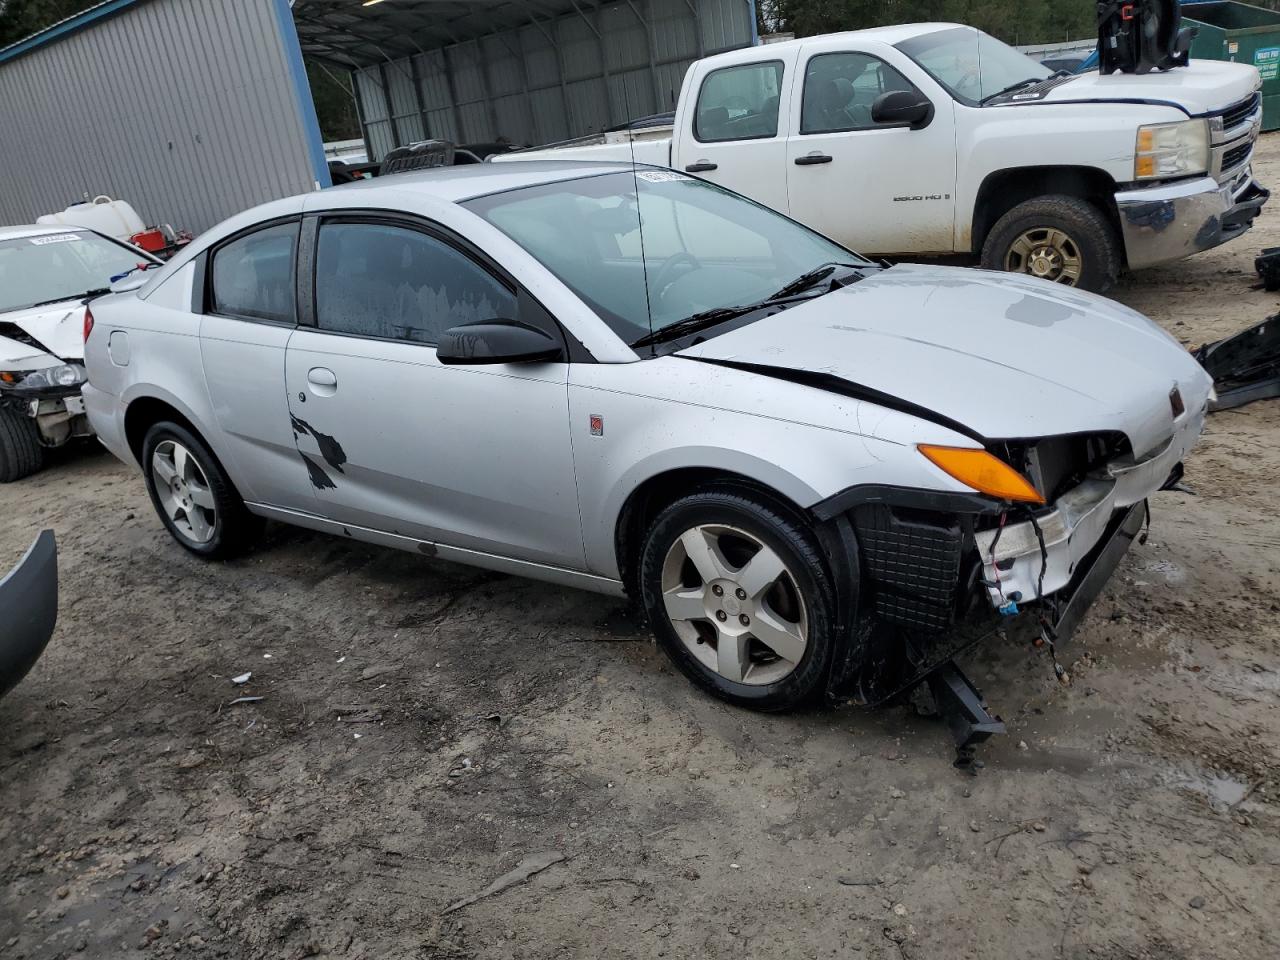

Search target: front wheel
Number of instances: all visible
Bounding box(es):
[981,195,1121,292]
[638,487,839,711]
[0,407,44,483]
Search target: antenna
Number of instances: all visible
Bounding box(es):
[622,80,657,350]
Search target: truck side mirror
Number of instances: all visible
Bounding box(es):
[871,91,932,129]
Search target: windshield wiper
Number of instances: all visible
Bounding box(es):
[768,261,864,300]
[27,288,111,309]
[630,305,765,348]
[979,76,1046,104]
[632,263,871,348]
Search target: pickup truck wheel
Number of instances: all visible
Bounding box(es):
[0,407,44,483]
[981,195,1120,292]
[141,421,263,559]
[639,487,837,711]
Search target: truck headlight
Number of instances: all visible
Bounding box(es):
[0,364,87,394]
[1134,119,1210,180]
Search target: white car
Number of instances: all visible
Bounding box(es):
[82,163,1210,714]
[0,224,160,481]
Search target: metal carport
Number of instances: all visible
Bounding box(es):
[0,0,756,234]
[292,0,758,161]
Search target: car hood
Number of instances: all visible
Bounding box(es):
[1042,59,1259,115]
[0,301,86,366]
[677,264,1211,457]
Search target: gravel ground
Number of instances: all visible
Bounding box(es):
[3,137,1280,960]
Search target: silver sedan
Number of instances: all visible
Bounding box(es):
[83,162,1211,711]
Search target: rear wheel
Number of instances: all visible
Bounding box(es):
[0,407,44,483]
[639,487,838,711]
[141,421,263,559]
[981,194,1121,292]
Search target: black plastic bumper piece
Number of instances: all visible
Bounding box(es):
[927,661,1006,770]
[0,530,58,698]
[1051,501,1145,646]
[1222,181,1270,236]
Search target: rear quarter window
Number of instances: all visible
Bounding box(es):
[209,221,299,324]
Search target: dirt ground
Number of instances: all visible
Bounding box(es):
[4,142,1280,960]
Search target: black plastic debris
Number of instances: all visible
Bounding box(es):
[1195,316,1280,410]
[1255,247,1280,291]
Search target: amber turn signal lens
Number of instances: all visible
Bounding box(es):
[917,445,1045,504]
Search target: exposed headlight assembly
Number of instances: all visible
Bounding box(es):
[0,364,87,395]
[1134,119,1210,180]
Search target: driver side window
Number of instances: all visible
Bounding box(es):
[800,52,921,135]
[695,61,784,143]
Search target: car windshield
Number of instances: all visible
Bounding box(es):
[896,27,1051,106]
[0,230,148,313]
[463,170,866,347]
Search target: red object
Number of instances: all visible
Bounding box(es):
[129,228,167,253]
[82,305,95,343]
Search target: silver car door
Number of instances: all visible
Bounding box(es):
[283,214,584,568]
[198,217,319,513]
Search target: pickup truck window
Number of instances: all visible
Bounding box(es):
[896,27,1048,106]
[464,170,860,345]
[695,60,784,143]
[801,52,920,135]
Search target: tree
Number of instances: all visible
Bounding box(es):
[0,0,99,47]
[759,0,1097,45]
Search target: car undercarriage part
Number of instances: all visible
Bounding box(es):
[1254,247,1280,290]
[1194,314,1280,410]
[927,661,1006,771]
[0,530,58,698]
[1097,0,1194,75]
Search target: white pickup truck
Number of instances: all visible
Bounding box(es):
[497,22,1268,292]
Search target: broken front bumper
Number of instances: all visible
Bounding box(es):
[975,400,1204,609]
[1116,172,1269,271]
[0,530,58,698]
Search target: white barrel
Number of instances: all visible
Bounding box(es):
[36,196,146,240]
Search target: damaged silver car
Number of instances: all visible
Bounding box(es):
[0,225,160,481]
[81,163,1210,729]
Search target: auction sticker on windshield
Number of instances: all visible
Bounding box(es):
[28,234,82,245]
[635,170,693,183]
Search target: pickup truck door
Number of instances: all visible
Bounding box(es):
[673,54,796,211]
[784,42,958,255]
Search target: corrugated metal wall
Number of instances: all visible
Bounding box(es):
[0,0,326,234]
[354,0,756,161]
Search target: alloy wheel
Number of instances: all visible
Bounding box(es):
[660,523,808,685]
[151,439,217,544]
[1004,227,1082,285]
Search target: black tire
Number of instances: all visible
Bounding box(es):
[980,194,1121,293]
[638,485,839,711]
[141,421,263,559]
[0,407,44,483]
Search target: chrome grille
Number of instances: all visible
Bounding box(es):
[1222,140,1252,173]
[1220,91,1262,131]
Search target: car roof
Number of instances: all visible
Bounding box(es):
[0,223,97,241]
[330,159,640,203]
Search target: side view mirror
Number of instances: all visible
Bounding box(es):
[871,90,932,129]
[436,318,564,365]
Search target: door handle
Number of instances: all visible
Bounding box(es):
[685,161,718,172]
[794,153,833,166]
[307,367,337,387]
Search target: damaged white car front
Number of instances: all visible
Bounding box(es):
[0,225,160,481]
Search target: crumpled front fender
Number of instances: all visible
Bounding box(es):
[0,530,58,698]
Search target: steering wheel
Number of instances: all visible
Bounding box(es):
[651,252,701,298]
